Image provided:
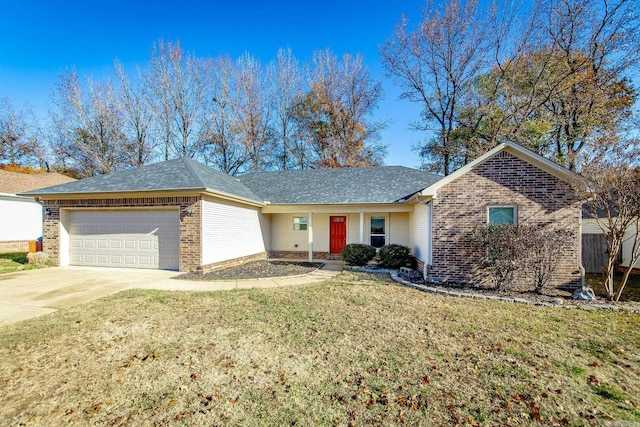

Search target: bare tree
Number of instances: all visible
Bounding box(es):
[199,56,250,175]
[231,53,273,171]
[51,71,128,177]
[114,61,155,166]
[147,39,209,159]
[296,49,386,168]
[267,48,307,170]
[0,98,43,167]
[381,0,489,175]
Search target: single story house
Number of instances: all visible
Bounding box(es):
[0,169,75,253]
[22,142,585,288]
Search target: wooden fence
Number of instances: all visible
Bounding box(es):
[582,234,611,274]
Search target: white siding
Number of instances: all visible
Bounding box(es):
[0,198,43,240]
[582,218,604,234]
[201,199,266,265]
[411,203,431,262]
[622,226,640,269]
[389,212,410,246]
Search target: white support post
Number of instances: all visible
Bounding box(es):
[359,211,364,244]
[308,212,313,262]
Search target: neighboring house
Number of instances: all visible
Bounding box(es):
[22,142,585,288]
[0,169,75,253]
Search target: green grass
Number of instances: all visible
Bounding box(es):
[0,272,639,426]
[585,272,640,301]
[0,252,40,274]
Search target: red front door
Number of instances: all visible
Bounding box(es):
[330,216,347,254]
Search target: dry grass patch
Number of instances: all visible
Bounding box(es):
[1,272,639,426]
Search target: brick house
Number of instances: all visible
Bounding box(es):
[0,169,75,253]
[22,142,585,288]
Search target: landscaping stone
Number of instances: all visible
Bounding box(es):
[573,286,596,301]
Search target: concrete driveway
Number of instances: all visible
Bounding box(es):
[0,262,343,327]
[0,266,178,327]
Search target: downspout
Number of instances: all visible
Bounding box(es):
[579,214,586,287]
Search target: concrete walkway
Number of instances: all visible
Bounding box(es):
[0,261,343,327]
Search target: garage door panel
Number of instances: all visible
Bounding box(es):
[69,210,179,270]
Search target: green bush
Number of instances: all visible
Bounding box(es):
[379,244,412,268]
[341,244,376,266]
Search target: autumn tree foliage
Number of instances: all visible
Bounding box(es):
[295,50,387,168]
[382,0,639,174]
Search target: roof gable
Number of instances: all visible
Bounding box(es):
[419,142,586,198]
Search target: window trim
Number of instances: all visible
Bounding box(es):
[487,205,518,225]
[293,216,308,231]
[369,215,387,248]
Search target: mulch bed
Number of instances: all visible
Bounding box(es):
[176,260,323,281]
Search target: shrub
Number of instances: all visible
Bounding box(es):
[472,224,525,291]
[26,251,49,266]
[472,224,573,292]
[379,244,412,268]
[341,244,376,266]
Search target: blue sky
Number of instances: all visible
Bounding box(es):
[0,0,427,167]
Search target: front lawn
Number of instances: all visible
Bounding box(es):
[1,272,639,425]
[0,252,40,274]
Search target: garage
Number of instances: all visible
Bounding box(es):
[68,210,180,270]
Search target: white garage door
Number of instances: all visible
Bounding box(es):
[69,210,180,270]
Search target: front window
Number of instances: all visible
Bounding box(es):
[293,216,307,231]
[488,206,517,225]
[370,216,386,248]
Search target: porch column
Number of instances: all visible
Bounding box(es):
[308,212,313,262]
[359,211,365,244]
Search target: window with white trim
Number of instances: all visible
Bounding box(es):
[488,206,517,225]
[370,216,386,248]
[293,216,307,231]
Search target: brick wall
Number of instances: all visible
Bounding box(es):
[200,252,268,273]
[0,240,30,253]
[268,250,328,260]
[42,196,202,272]
[429,151,582,289]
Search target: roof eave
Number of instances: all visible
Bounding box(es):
[19,188,264,207]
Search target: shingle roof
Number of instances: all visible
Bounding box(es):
[21,158,262,203]
[238,166,441,204]
[0,169,75,194]
[20,158,442,205]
